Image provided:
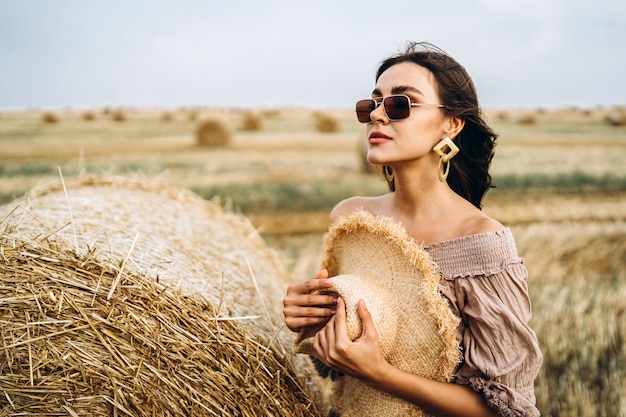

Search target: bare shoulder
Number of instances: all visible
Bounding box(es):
[329,195,388,224]
[467,211,505,235]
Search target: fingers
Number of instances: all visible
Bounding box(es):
[332,297,348,339]
[283,300,336,332]
[286,277,332,297]
[283,290,337,309]
[313,309,335,360]
[357,299,375,336]
[313,318,327,353]
[315,268,329,279]
[283,274,337,333]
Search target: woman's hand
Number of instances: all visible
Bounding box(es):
[283,269,338,333]
[313,297,388,384]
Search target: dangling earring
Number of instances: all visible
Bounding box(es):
[383,165,395,183]
[432,137,459,182]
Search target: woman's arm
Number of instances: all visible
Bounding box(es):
[314,298,500,417]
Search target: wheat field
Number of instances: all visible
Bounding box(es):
[1,105,625,416]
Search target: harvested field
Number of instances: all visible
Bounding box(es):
[1,105,625,416]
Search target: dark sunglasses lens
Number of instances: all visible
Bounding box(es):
[384,96,410,120]
[356,99,376,123]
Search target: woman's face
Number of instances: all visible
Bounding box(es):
[366,61,449,167]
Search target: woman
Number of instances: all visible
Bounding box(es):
[283,42,542,417]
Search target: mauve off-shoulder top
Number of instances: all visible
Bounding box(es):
[425,228,543,417]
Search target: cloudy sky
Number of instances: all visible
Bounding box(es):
[1,0,624,110]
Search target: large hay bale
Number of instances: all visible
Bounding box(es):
[195,116,233,147]
[0,176,323,416]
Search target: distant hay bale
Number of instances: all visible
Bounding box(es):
[605,111,626,127]
[519,113,537,125]
[187,109,199,121]
[161,111,174,121]
[358,134,377,174]
[195,116,233,147]
[313,112,340,133]
[0,176,324,416]
[262,109,281,118]
[495,111,509,121]
[41,112,59,124]
[241,111,263,131]
[111,110,126,122]
[81,111,96,121]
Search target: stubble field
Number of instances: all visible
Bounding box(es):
[1,105,625,416]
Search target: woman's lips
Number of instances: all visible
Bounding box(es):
[369,131,392,144]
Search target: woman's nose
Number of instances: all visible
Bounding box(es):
[370,100,388,123]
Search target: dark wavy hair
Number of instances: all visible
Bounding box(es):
[376,42,497,209]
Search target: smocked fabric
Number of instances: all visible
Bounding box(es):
[425,228,543,417]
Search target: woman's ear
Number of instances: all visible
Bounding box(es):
[444,116,465,140]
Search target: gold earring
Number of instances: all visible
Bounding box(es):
[383,165,394,183]
[432,137,459,182]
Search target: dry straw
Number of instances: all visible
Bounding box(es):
[195,116,233,147]
[0,176,323,416]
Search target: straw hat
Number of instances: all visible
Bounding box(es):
[295,210,461,417]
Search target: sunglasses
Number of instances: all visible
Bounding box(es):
[355,94,445,123]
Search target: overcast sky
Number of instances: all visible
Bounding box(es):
[1,0,625,110]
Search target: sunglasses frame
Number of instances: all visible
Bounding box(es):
[355,94,445,123]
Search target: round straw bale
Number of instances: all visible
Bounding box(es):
[1,176,285,339]
[81,110,96,121]
[313,112,341,133]
[358,134,378,174]
[195,116,233,147]
[41,112,59,124]
[494,111,509,121]
[0,238,320,416]
[605,111,626,126]
[111,110,126,122]
[187,109,199,121]
[518,113,537,125]
[0,176,325,416]
[240,111,263,131]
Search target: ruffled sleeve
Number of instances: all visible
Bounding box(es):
[426,228,543,417]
